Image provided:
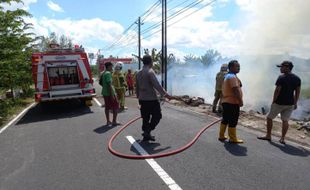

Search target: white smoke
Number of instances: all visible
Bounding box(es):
[237,0,310,117]
[166,1,310,120]
[238,0,310,58]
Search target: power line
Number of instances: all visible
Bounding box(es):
[104,24,138,50]
[141,0,161,23]
[140,0,161,20]
[141,0,206,36]
[142,0,217,40]
[110,0,215,51]
[141,0,185,23]
[103,0,161,51]
[103,0,217,54]
[168,0,217,27]
[104,24,140,51]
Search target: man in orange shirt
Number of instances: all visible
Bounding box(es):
[218,60,244,143]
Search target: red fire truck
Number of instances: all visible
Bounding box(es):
[31,45,96,105]
[98,58,133,72]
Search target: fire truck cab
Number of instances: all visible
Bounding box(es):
[31,45,96,105]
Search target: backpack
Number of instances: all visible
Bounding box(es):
[99,73,103,86]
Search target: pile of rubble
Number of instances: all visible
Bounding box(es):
[297,121,310,131]
[173,95,205,107]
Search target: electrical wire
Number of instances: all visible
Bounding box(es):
[142,0,217,40]
[103,0,217,54]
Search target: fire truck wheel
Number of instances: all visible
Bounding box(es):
[81,99,92,107]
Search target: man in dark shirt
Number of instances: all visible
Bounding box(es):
[258,61,301,144]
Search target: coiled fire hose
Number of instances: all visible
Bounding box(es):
[108,116,221,159]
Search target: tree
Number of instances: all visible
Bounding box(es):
[184,54,200,65]
[0,0,35,98]
[143,48,176,72]
[90,65,99,77]
[34,32,73,51]
[144,48,161,73]
[200,49,222,67]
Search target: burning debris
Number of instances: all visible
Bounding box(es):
[173,95,205,107]
[297,121,310,132]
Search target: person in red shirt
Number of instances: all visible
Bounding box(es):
[126,69,134,96]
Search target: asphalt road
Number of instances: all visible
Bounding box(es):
[0,81,309,190]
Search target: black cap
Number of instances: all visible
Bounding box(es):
[277,61,293,69]
[104,62,113,68]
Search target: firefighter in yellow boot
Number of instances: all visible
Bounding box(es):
[112,62,127,111]
[219,60,243,143]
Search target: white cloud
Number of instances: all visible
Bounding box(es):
[142,5,243,58]
[235,0,254,11]
[23,0,310,60]
[0,0,37,10]
[26,17,124,53]
[47,1,64,12]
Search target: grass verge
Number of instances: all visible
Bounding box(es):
[301,87,310,99]
[0,98,34,127]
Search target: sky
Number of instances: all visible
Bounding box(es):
[1,0,310,60]
[1,0,310,117]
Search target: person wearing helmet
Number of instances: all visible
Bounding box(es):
[112,62,127,111]
[212,63,228,113]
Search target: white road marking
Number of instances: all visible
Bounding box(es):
[0,102,36,134]
[126,136,183,190]
[93,98,102,107]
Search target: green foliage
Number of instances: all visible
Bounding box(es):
[144,48,161,63]
[183,49,223,66]
[90,65,99,77]
[0,97,31,126]
[200,49,222,67]
[33,32,73,52]
[143,48,175,73]
[183,54,200,64]
[301,87,310,99]
[0,0,34,98]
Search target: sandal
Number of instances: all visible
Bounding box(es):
[279,139,286,144]
[257,136,271,141]
[112,122,121,126]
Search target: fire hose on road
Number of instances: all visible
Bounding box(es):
[108,116,222,159]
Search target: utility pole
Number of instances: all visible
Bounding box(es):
[138,17,141,70]
[161,0,167,90]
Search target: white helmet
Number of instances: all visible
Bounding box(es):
[114,62,123,71]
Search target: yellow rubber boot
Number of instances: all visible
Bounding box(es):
[228,127,243,143]
[218,123,228,141]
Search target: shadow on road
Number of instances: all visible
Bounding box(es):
[269,141,310,157]
[224,143,248,156]
[16,100,92,125]
[130,140,171,155]
[93,124,118,134]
